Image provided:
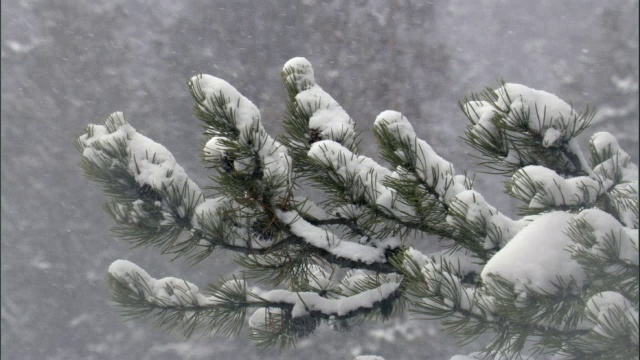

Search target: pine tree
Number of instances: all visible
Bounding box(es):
[76,58,638,359]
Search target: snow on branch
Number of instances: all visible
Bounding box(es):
[107,259,250,338]
[282,57,315,92]
[79,112,203,205]
[590,131,638,182]
[189,74,261,136]
[255,282,400,319]
[508,165,608,212]
[574,210,638,266]
[481,211,586,296]
[309,140,386,200]
[307,139,425,227]
[247,271,401,349]
[581,292,639,345]
[108,259,401,346]
[277,210,399,266]
[462,83,595,176]
[589,131,639,228]
[567,209,639,299]
[77,112,203,252]
[79,57,638,358]
[396,247,496,324]
[191,198,400,273]
[494,83,587,145]
[282,57,358,152]
[190,196,279,254]
[109,259,232,307]
[446,190,527,254]
[374,110,470,205]
[188,74,291,196]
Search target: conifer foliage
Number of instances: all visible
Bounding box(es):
[76,58,638,359]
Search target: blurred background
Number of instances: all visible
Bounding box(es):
[1,1,637,359]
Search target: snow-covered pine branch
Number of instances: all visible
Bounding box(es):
[188,73,292,199]
[461,83,595,177]
[108,259,402,349]
[281,57,359,155]
[77,58,638,359]
[76,112,204,254]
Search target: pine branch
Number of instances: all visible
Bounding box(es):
[77,112,205,258]
[107,260,402,349]
[78,58,638,358]
[461,83,596,177]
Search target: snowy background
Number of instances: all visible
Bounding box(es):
[1,1,638,359]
